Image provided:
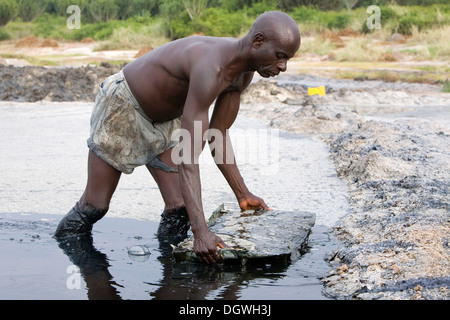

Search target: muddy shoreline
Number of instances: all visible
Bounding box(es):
[1,64,449,299]
[239,77,449,300]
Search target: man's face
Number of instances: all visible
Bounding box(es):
[252,33,299,78]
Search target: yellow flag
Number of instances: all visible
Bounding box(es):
[308,86,326,96]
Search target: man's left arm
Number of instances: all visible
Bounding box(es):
[208,77,271,211]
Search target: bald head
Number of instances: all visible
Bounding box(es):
[249,11,301,52]
[241,11,301,78]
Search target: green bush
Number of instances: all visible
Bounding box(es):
[379,6,398,20]
[0,27,11,40]
[197,7,250,37]
[292,6,351,30]
[442,80,450,93]
[244,1,277,17]
[323,12,351,29]
[34,13,66,38]
[31,12,118,41]
[360,5,449,35]
[291,6,319,24]
[0,0,18,27]
[392,5,449,35]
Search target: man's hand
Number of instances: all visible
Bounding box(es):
[193,228,227,264]
[238,193,272,211]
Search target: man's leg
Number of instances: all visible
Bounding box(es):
[54,150,121,238]
[146,147,190,240]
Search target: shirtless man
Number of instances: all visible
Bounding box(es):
[54,11,301,264]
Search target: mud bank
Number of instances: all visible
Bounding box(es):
[0,64,121,102]
[240,78,449,299]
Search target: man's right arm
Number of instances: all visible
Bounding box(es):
[178,63,227,263]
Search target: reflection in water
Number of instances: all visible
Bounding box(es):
[56,235,290,300]
[57,235,123,300]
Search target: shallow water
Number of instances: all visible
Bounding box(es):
[0,102,349,299]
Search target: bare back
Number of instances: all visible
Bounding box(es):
[123,36,250,123]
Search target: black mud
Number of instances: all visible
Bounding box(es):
[0,212,339,300]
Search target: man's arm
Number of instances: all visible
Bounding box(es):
[208,74,271,211]
[178,63,227,264]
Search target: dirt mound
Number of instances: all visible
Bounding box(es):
[378,52,398,62]
[338,27,359,37]
[134,45,153,58]
[0,64,122,102]
[81,37,94,43]
[321,30,345,48]
[15,35,40,48]
[189,32,205,37]
[40,38,59,47]
[14,36,59,48]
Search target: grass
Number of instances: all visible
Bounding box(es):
[0,52,59,66]
[442,81,450,92]
[334,37,385,62]
[293,59,449,85]
[93,23,167,51]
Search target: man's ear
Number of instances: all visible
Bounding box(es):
[252,32,266,49]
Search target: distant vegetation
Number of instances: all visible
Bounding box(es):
[0,0,449,62]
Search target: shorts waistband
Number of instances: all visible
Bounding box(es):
[116,70,155,124]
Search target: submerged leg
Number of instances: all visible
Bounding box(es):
[54,150,121,238]
[146,147,190,241]
[54,201,108,238]
[157,206,190,239]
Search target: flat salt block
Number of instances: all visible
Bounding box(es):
[172,204,316,264]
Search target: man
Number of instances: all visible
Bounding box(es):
[55,11,301,264]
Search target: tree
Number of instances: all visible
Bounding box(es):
[182,0,208,21]
[0,0,18,27]
[160,0,184,39]
[130,0,160,17]
[52,0,87,15]
[342,0,359,13]
[87,0,119,22]
[115,0,132,20]
[16,0,48,22]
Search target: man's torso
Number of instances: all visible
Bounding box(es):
[123,36,252,123]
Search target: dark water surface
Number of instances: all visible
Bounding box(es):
[0,213,339,300]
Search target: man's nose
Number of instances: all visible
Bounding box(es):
[277,60,287,72]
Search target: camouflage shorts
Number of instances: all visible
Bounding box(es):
[87,70,181,174]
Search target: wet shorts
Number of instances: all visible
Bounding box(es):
[87,70,181,174]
